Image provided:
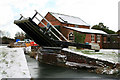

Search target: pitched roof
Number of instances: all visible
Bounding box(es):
[49,12,90,26]
[64,26,107,35]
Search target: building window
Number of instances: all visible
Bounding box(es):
[91,34,95,42]
[69,32,74,41]
[97,35,101,42]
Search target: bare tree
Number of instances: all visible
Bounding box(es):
[15,32,25,40]
[0,30,11,38]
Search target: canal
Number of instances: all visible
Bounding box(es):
[25,55,119,79]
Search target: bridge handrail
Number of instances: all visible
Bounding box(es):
[34,10,69,42]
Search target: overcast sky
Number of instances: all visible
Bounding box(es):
[0,0,119,38]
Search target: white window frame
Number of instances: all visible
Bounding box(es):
[97,35,101,43]
[91,34,95,42]
[68,32,74,41]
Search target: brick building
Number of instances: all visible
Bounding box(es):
[39,12,107,48]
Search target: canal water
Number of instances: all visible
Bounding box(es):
[25,55,119,79]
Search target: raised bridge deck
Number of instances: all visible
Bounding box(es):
[14,11,91,49]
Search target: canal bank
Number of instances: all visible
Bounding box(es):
[0,46,31,79]
[25,55,119,79]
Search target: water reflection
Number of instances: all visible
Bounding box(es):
[25,55,119,79]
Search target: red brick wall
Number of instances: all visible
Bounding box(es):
[60,27,73,40]
[38,12,90,40]
[38,12,104,48]
[89,34,103,49]
[93,35,103,49]
[84,34,103,48]
[61,23,90,40]
[38,12,90,29]
[98,35,103,49]
[39,12,62,27]
[37,12,105,48]
[85,34,91,43]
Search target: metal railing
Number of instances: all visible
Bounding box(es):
[32,10,69,42]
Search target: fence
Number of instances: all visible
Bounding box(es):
[103,43,120,49]
[102,34,120,49]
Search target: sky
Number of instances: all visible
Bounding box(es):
[0,0,119,38]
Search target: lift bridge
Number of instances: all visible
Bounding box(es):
[14,10,91,49]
